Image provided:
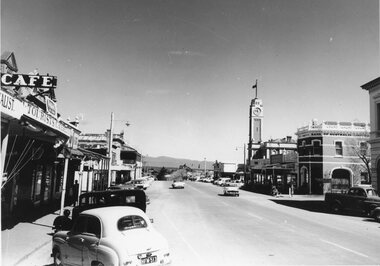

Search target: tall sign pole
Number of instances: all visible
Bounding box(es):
[247,80,257,183]
[108,112,114,187]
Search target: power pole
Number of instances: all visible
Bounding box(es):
[108,112,114,187]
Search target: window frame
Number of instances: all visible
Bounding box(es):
[334,140,343,157]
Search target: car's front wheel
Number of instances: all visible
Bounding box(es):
[53,249,62,266]
[374,210,380,223]
[331,202,341,213]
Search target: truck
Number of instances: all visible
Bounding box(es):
[324,186,380,220]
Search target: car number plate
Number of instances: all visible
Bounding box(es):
[141,256,157,264]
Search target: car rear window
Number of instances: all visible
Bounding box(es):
[117,215,147,231]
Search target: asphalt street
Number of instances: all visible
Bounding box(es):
[148,181,380,266]
[7,180,380,266]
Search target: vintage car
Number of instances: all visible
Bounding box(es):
[72,189,147,221]
[127,179,150,190]
[223,182,240,196]
[52,206,171,266]
[171,180,185,189]
[325,186,380,216]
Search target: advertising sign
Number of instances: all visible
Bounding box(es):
[1,73,57,88]
[45,96,57,118]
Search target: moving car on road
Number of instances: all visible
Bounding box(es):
[223,182,240,196]
[52,206,171,266]
[127,179,150,190]
[171,180,185,189]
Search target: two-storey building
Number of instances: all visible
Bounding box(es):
[361,77,380,192]
[296,119,370,194]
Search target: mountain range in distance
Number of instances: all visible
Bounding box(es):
[143,156,215,170]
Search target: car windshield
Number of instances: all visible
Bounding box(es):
[117,215,148,231]
[366,189,378,196]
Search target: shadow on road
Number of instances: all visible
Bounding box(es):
[270,199,330,213]
[217,193,239,197]
[270,198,378,223]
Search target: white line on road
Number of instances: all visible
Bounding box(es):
[246,212,264,220]
[319,239,369,258]
[162,211,204,263]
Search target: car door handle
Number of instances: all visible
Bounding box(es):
[80,238,85,243]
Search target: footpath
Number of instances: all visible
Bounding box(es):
[1,207,73,266]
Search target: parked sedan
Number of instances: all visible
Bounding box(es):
[171,180,185,189]
[52,206,171,266]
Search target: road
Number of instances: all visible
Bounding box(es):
[19,180,380,266]
[147,181,380,266]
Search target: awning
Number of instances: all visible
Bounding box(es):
[78,147,109,161]
[59,146,109,161]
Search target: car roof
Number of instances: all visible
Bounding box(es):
[81,206,150,236]
[82,206,144,216]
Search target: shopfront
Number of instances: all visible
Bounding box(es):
[1,52,73,225]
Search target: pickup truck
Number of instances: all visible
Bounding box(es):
[325,186,380,218]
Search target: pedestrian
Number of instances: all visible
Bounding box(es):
[53,209,73,233]
[73,180,79,206]
[271,185,279,197]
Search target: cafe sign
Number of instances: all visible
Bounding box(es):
[1,73,57,88]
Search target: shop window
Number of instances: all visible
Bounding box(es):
[32,165,43,202]
[335,141,343,156]
[44,165,52,201]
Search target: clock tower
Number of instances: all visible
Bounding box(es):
[251,98,264,143]
[248,80,264,167]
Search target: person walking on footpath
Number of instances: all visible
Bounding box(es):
[73,180,79,206]
[53,209,73,233]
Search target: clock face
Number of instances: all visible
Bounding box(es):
[252,107,262,116]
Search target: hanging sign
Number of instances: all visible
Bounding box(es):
[1,73,57,88]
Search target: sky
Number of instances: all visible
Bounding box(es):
[1,0,379,164]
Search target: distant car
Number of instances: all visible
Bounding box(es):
[171,180,185,189]
[52,206,171,266]
[215,177,231,186]
[107,184,136,190]
[127,179,149,190]
[225,180,244,188]
[223,182,240,196]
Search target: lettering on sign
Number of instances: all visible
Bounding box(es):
[24,102,57,128]
[1,91,15,111]
[1,73,57,88]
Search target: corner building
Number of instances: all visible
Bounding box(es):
[296,119,370,194]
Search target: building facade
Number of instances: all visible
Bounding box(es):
[1,52,74,225]
[248,137,298,194]
[296,119,370,194]
[78,131,142,186]
[361,77,380,192]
